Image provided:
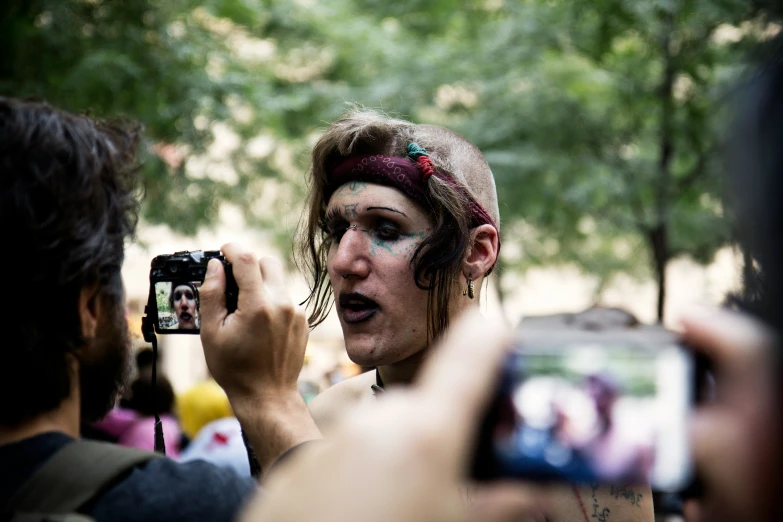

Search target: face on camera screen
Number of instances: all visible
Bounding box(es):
[493,343,691,489]
[155,281,201,330]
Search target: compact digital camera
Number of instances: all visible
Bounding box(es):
[142,250,237,336]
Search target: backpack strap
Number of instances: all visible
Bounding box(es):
[7,440,161,516]
[9,513,94,522]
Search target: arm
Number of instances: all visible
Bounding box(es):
[231,391,322,477]
[546,483,654,522]
[199,243,322,479]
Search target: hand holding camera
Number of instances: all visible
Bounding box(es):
[197,243,321,476]
[197,243,309,400]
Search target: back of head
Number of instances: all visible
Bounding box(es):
[126,373,176,417]
[0,98,142,426]
[728,38,783,335]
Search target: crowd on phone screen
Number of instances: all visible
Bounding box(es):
[0,31,782,522]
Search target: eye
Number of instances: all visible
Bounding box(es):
[173,290,193,301]
[375,220,401,241]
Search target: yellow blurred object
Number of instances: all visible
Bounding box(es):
[177,379,232,439]
[127,312,145,340]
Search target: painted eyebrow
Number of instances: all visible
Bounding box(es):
[366,206,408,217]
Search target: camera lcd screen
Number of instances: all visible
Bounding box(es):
[477,342,692,490]
[154,281,202,331]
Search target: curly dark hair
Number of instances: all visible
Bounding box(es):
[0,97,142,426]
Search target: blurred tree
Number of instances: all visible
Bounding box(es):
[3,0,780,320]
[279,0,777,321]
[345,0,776,321]
[0,0,240,234]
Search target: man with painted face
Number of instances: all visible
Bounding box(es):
[170,282,199,329]
[0,98,258,521]
[199,109,655,522]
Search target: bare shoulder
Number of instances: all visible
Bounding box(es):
[543,483,654,522]
[308,371,377,435]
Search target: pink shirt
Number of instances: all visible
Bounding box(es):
[93,408,182,457]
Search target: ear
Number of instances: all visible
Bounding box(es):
[79,282,102,339]
[462,224,499,281]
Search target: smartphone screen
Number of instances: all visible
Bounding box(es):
[472,332,694,492]
[154,280,202,331]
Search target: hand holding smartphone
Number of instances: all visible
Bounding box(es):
[472,319,695,492]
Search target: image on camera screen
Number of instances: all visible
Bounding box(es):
[155,281,202,331]
[492,343,689,487]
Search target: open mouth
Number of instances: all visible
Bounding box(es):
[338,292,379,324]
[180,312,193,322]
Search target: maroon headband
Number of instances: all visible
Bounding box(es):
[325,153,500,233]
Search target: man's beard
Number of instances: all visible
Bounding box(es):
[78,295,132,423]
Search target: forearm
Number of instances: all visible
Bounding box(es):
[580,483,653,522]
[231,391,323,481]
[546,483,653,522]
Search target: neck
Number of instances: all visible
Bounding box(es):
[377,350,428,388]
[0,370,81,447]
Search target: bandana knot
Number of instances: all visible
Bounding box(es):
[407,142,435,180]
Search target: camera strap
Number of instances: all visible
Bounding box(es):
[149,334,166,455]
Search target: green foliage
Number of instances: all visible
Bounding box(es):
[3,0,780,312]
[156,282,172,313]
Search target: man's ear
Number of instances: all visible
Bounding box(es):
[462,224,499,280]
[79,283,102,339]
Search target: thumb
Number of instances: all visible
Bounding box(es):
[682,499,704,522]
[468,484,546,522]
[199,259,227,334]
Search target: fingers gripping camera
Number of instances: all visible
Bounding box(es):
[143,250,238,337]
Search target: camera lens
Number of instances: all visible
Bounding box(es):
[169,264,179,273]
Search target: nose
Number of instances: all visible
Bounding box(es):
[330,228,371,280]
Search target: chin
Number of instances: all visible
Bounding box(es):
[345,338,419,368]
[345,344,382,367]
[344,339,393,367]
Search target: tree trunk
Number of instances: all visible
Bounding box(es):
[649,226,668,323]
[654,9,676,323]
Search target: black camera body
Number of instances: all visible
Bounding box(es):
[142,250,237,338]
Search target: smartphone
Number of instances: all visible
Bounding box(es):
[471,325,695,492]
[143,250,237,335]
